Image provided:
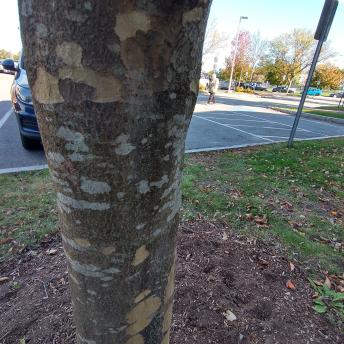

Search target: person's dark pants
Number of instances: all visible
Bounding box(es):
[208,92,215,103]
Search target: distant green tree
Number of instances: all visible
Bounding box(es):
[262,59,289,86]
[0,49,20,60]
[12,52,20,60]
[218,68,230,80]
[312,64,344,90]
[261,28,336,90]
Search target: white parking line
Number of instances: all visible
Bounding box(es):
[235,111,325,136]
[186,134,344,154]
[0,109,12,129]
[227,125,298,131]
[203,117,266,123]
[193,115,274,142]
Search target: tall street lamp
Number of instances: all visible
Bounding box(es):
[228,16,248,93]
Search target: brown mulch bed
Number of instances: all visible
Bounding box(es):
[0,221,342,344]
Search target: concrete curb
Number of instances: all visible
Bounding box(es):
[269,107,344,125]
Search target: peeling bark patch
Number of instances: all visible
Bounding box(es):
[51,175,69,187]
[137,180,150,194]
[132,245,149,266]
[117,192,126,200]
[164,260,175,304]
[189,80,198,94]
[126,295,161,335]
[62,234,91,250]
[33,68,63,104]
[102,246,116,256]
[56,42,83,67]
[115,11,150,41]
[47,152,65,165]
[84,1,92,11]
[126,334,144,344]
[162,302,173,333]
[57,127,89,153]
[65,252,120,278]
[36,23,48,38]
[134,289,151,304]
[80,176,111,194]
[59,67,122,103]
[68,152,94,162]
[150,175,169,189]
[57,193,110,211]
[182,7,203,24]
[114,134,136,155]
[161,330,170,344]
[74,238,91,248]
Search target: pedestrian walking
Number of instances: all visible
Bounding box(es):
[207,73,219,104]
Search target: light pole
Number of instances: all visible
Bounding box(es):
[288,0,338,147]
[228,16,248,93]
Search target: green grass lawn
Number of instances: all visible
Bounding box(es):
[0,171,57,261]
[1,140,343,273]
[274,106,344,120]
[182,139,344,273]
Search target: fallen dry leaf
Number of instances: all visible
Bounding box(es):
[222,232,228,241]
[313,280,323,286]
[245,213,254,221]
[0,276,10,284]
[0,237,13,245]
[288,262,295,272]
[229,190,243,199]
[281,200,293,212]
[46,248,58,255]
[288,221,303,229]
[254,215,269,228]
[223,310,237,322]
[324,276,331,289]
[286,279,296,290]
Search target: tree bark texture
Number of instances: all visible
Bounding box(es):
[19,0,211,343]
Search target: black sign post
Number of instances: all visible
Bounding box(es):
[287,0,338,148]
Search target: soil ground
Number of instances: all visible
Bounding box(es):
[1,221,342,344]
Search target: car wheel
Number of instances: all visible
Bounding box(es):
[20,134,40,150]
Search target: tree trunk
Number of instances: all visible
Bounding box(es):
[249,64,256,82]
[238,67,243,86]
[18,1,211,343]
[287,77,294,94]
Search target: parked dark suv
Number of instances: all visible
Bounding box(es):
[2,55,40,149]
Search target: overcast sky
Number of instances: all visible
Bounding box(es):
[0,0,343,68]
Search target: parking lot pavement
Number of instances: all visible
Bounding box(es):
[0,110,47,173]
[186,94,344,152]
[0,89,344,173]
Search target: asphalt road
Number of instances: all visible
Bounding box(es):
[187,93,344,152]
[1,73,344,173]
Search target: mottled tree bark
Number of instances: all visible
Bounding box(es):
[19,0,211,343]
